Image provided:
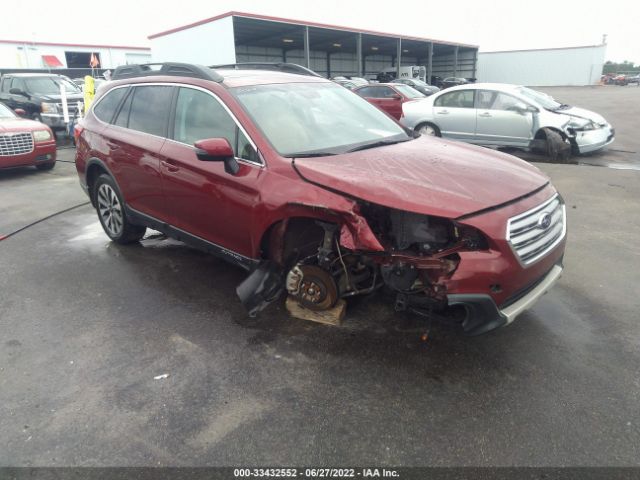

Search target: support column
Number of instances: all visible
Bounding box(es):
[453,45,459,77]
[427,42,433,84]
[356,33,363,77]
[303,26,310,68]
[396,38,402,79]
[327,52,331,78]
[471,48,478,79]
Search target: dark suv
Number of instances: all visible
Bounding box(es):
[75,63,566,335]
[0,73,83,130]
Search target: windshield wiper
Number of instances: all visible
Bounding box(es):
[290,152,338,158]
[345,138,410,153]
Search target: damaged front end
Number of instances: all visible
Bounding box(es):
[237,201,489,329]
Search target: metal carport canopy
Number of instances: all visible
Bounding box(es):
[148,11,477,79]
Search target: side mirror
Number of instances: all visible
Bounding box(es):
[509,102,538,114]
[194,138,240,175]
[9,88,25,96]
[391,94,402,100]
[14,108,26,116]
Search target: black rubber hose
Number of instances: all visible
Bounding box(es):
[0,202,90,242]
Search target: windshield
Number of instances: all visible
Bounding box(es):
[394,85,425,99]
[516,86,562,110]
[0,103,16,118]
[233,82,409,156]
[408,79,429,87]
[25,77,81,95]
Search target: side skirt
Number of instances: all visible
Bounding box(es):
[124,205,259,272]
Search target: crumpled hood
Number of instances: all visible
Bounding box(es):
[293,136,550,219]
[0,118,47,132]
[553,106,608,125]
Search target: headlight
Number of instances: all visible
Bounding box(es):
[41,102,58,114]
[567,117,597,131]
[33,130,52,142]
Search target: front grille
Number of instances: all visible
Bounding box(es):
[56,101,80,114]
[0,132,34,156]
[507,194,566,265]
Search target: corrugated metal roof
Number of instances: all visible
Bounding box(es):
[148,11,477,48]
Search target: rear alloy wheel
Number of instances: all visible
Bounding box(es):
[94,174,146,244]
[416,123,440,137]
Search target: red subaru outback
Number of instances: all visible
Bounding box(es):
[75,63,566,335]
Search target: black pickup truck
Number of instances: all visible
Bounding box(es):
[0,73,83,130]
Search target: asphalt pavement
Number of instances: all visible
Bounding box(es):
[1,95,639,467]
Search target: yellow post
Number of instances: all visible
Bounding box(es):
[83,75,96,113]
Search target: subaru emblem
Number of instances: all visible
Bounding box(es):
[538,212,552,230]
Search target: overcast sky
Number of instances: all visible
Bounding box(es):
[4,0,639,63]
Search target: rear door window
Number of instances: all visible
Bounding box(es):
[93,87,128,123]
[435,90,475,108]
[128,85,174,137]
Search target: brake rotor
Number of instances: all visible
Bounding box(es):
[295,265,338,311]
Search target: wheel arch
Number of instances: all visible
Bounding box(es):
[257,213,340,266]
[415,121,441,137]
[85,158,116,206]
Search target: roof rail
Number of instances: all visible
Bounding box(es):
[211,62,322,78]
[111,63,223,82]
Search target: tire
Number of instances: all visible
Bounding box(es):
[36,162,56,171]
[415,122,441,137]
[93,174,146,244]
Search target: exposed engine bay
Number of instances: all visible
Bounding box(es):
[248,203,491,320]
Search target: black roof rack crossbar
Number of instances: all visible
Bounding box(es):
[111,63,223,82]
[210,62,322,78]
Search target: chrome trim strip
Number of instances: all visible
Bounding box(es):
[501,264,563,324]
[90,82,263,167]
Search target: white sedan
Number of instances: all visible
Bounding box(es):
[400,83,615,155]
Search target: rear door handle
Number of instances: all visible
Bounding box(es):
[479,112,492,117]
[437,110,449,114]
[161,160,180,173]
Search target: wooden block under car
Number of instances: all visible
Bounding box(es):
[285,297,346,325]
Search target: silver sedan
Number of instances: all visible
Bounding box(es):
[400,83,615,154]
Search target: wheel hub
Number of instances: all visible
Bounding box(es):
[291,265,338,311]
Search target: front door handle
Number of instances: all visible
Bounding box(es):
[161,160,180,173]
[479,112,492,117]
[437,109,449,114]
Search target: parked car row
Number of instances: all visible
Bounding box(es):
[354,80,614,157]
[601,73,640,86]
[332,72,442,96]
[73,62,567,336]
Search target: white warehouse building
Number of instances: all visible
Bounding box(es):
[149,11,479,81]
[0,40,151,70]
[477,44,607,86]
